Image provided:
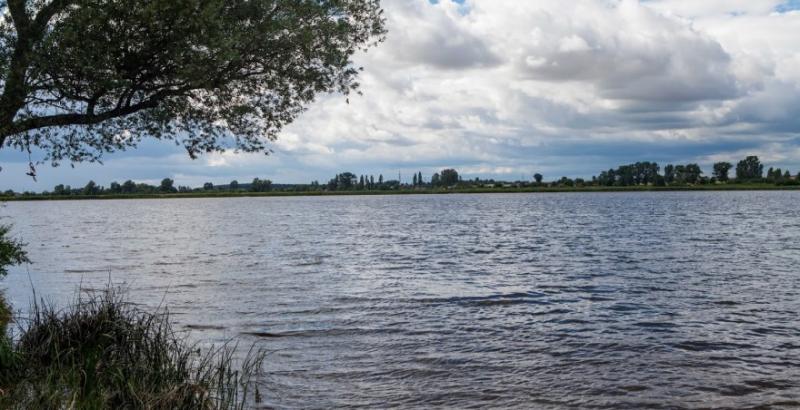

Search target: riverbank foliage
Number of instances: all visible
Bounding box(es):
[0,225,29,277]
[3,155,799,200]
[0,287,265,409]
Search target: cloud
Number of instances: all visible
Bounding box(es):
[380,0,500,69]
[2,0,800,191]
[501,1,741,104]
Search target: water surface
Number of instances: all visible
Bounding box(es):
[3,192,800,408]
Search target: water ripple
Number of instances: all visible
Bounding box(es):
[4,192,800,409]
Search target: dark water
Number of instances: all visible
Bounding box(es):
[3,192,800,409]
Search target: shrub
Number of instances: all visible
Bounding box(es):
[0,224,29,278]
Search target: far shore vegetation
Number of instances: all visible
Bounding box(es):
[4,155,800,201]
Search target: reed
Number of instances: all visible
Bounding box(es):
[0,286,265,409]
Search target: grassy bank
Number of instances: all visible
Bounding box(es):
[3,183,800,201]
[0,288,264,409]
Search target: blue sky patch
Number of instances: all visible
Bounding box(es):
[776,0,800,12]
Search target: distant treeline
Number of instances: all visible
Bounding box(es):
[324,169,460,191]
[2,156,798,197]
[4,178,276,197]
[584,156,797,187]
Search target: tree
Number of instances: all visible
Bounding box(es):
[417,171,423,186]
[203,182,214,191]
[664,164,675,184]
[673,164,702,184]
[53,184,66,195]
[684,164,702,184]
[121,180,136,194]
[0,0,385,166]
[229,180,239,191]
[774,168,786,183]
[597,169,615,186]
[440,169,459,186]
[534,173,543,184]
[335,172,356,190]
[83,180,99,195]
[159,178,176,193]
[108,181,122,194]
[412,173,418,186]
[431,173,441,187]
[736,156,763,181]
[713,162,732,182]
[137,183,155,194]
[250,178,272,192]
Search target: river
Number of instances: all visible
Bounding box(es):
[3,192,800,408]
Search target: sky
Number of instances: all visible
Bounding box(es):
[2,0,800,191]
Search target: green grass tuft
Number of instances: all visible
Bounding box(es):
[0,287,265,409]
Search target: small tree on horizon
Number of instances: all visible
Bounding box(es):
[159,178,176,193]
[664,165,675,184]
[440,169,459,186]
[431,173,441,187]
[713,162,733,182]
[250,178,272,193]
[82,180,99,195]
[736,156,763,181]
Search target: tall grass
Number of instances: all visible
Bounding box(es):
[0,293,14,380]
[0,287,265,409]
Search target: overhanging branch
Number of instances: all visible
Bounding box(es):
[5,86,192,135]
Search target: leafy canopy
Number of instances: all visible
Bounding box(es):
[0,0,385,166]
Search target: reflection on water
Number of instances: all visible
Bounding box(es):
[3,192,800,408]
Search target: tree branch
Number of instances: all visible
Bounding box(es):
[6,86,192,135]
[32,0,76,33]
[7,0,30,32]
[9,99,158,132]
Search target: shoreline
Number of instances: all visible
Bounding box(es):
[3,183,799,201]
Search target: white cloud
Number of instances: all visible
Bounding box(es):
[271,0,800,176]
[4,0,800,190]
